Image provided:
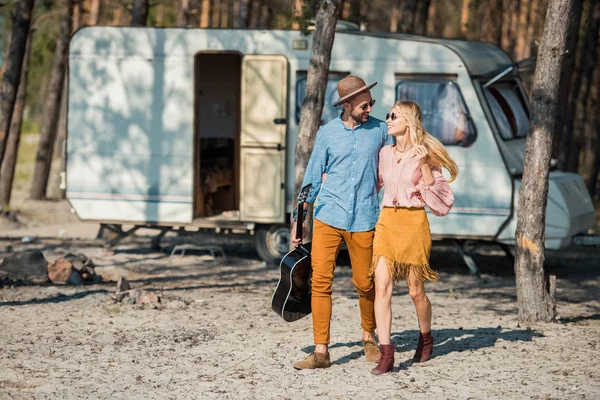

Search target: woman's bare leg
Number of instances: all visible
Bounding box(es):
[374,257,394,344]
[407,270,431,333]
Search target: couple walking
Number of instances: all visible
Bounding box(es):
[291,74,458,375]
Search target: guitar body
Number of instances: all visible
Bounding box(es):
[271,244,312,322]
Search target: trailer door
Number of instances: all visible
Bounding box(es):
[239,55,288,223]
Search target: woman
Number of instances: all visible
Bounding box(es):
[370,100,458,375]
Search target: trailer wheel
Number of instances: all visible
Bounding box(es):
[255,224,291,264]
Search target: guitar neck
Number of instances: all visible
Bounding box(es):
[295,202,304,239]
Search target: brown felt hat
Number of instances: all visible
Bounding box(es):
[333,74,377,107]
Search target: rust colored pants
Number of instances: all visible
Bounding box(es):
[311,219,376,345]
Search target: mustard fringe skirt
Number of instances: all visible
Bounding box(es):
[370,207,438,282]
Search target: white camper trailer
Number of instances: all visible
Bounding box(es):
[66,26,596,266]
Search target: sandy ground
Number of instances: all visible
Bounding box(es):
[1,212,599,400]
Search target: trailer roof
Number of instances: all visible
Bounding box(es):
[344,31,515,77]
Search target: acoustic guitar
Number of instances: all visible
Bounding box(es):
[271,184,313,322]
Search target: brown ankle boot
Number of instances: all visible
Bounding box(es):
[293,352,331,370]
[413,331,433,363]
[370,344,394,375]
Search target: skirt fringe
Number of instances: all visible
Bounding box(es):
[370,254,439,283]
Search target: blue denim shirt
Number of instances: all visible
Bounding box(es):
[301,116,394,232]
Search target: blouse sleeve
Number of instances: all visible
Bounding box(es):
[418,165,454,216]
[377,147,385,193]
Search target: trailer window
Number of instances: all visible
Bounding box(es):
[483,82,529,139]
[395,79,476,147]
[296,75,343,125]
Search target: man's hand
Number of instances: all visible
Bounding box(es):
[291,220,302,247]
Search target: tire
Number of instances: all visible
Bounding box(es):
[255,224,291,264]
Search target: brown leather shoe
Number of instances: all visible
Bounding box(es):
[413,331,434,363]
[293,352,331,370]
[363,339,381,362]
[371,344,395,375]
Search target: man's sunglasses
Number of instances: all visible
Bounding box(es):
[385,112,398,121]
[360,99,376,111]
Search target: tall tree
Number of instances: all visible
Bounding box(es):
[89,0,101,25]
[348,0,360,26]
[131,0,149,26]
[556,0,591,170]
[399,0,417,34]
[460,0,471,38]
[294,0,339,239]
[524,0,540,58]
[515,0,531,60]
[482,0,503,46]
[200,0,210,27]
[48,0,83,200]
[514,0,582,322]
[0,0,35,173]
[178,0,191,26]
[30,0,74,200]
[0,28,34,209]
[413,0,431,36]
[292,0,303,29]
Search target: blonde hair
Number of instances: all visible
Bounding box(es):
[394,100,459,182]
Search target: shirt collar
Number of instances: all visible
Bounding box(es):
[338,113,366,131]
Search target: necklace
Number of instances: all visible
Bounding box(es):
[393,144,412,163]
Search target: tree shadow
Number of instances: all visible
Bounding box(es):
[300,326,542,367]
[392,327,542,370]
[0,289,110,307]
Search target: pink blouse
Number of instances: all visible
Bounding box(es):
[377,145,454,216]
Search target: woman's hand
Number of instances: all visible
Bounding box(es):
[414,145,428,165]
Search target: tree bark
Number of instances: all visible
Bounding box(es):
[292,0,304,29]
[557,0,594,170]
[460,0,471,38]
[427,0,437,36]
[524,0,540,58]
[413,0,431,36]
[399,0,417,34]
[515,0,531,60]
[259,4,273,28]
[0,29,34,210]
[482,0,503,46]
[30,0,73,200]
[131,0,149,26]
[239,0,250,27]
[178,0,191,26]
[294,0,339,239]
[200,0,210,27]
[390,5,400,32]
[48,4,82,200]
[514,0,581,323]
[89,0,101,25]
[0,0,34,174]
[220,0,229,27]
[348,0,360,26]
[212,0,221,27]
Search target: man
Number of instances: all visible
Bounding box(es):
[292,75,394,369]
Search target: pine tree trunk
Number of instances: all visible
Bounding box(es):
[515,0,531,60]
[482,0,503,46]
[507,0,521,56]
[0,0,34,173]
[0,29,34,210]
[524,0,540,58]
[47,3,82,200]
[399,0,417,34]
[348,0,361,26]
[29,0,73,200]
[427,0,437,36]
[89,0,101,25]
[589,112,600,198]
[212,0,221,27]
[220,0,229,27]
[259,4,273,28]
[200,0,210,27]
[294,0,339,239]
[112,6,122,25]
[131,0,149,26]
[390,6,400,32]
[413,0,431,36]
[249,0,260,28]
[239,0,250,27]
[178,0,191,26]
[558,0,596,170]
[460,0,471,38]
[514,0,581,323]
[292,0,303,29]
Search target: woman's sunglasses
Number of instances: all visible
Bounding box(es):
[385,112,398,121]
[360,99,376,111]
